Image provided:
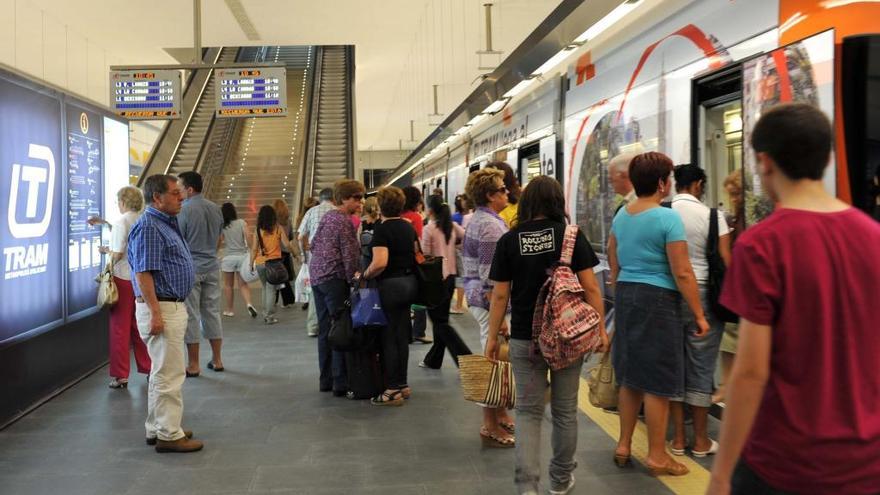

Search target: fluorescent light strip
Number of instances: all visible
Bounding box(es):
[574,0,640,43]
[531,49,576,76]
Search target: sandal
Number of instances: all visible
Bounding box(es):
[371,389,404,406]
[480,426,515,448]
[498,420,515,434]
[613,453,633,468]
[646,459,689,477]
[668,441,686,456]
[400,386,411,400]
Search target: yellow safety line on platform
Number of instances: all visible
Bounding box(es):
[576,378,710,495]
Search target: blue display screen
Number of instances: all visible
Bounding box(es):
[0,78,64,344]
[66,105,103,316]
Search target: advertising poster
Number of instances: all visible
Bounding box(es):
[742,29,835,225]
[66,105,104,316]
[0,78,64,344]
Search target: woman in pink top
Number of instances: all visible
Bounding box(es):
[419,195,472,368]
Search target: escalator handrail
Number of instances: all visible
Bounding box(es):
[138,47,220,186]
[303,46,325,199]
[163,47,226,175]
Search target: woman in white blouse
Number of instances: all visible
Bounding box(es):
[91,186,151,389]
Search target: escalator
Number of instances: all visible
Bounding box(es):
[305,46,356,197]
[204,46,315,227]
[137,47,239,182]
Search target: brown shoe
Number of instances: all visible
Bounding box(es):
[155,437,203,453]
[146,429,193,446]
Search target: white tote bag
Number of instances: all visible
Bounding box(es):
[238,255,260,284]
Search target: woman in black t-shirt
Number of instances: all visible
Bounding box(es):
[487,176,609,494]
[362,187,418,406]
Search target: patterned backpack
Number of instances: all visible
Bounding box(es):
[532,225,601,370]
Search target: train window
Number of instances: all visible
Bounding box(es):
[518,142,541,186]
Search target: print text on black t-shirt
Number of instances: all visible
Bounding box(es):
[518,229,555,255]
[490,219,599,340]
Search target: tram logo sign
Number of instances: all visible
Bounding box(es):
[4,144,55,279]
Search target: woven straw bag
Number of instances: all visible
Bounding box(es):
[458,354,516,409]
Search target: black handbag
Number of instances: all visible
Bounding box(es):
[414,253,445,309]
[706,208,739,323]
[328,295,376,352]
[258,228,289,285]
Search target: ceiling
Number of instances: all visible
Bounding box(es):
[26,0,562,152]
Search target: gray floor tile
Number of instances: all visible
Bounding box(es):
[0,293,691,494]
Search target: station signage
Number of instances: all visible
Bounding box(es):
[0,77,64,343]
[215,67,287,118]
[109,70,182,120]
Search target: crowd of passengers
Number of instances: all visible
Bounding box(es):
[94,103,879,495]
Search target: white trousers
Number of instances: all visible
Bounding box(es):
[136,301,188,441]
[469,306,510,353]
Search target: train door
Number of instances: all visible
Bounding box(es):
[693,66,743,213]
[517,142,541,186]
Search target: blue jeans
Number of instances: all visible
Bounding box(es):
[313,278,349,391]
[672,285,724,407]
[509,338,582,494]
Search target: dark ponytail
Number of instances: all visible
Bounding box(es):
[428,195,453,243]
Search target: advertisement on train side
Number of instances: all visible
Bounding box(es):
[563,0,780,253]
[0,77,65,344]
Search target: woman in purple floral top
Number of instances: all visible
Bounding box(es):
[308,179,365,395]
[462,168,515,448]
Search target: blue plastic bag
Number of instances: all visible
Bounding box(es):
[351,288,387,328]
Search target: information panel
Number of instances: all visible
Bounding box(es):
[66,105,104,315]
[0,78,64,344]
[215,67,287,117]
[109,70,181,120]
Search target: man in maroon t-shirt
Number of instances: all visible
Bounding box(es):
[707,103,880,494]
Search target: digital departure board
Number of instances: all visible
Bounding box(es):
[109,70,181,120]
[215,67,287,118]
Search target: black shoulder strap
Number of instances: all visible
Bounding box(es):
[257,227,266,256]
[707,208,719,255]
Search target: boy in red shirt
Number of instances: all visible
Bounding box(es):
[707,103,880,494]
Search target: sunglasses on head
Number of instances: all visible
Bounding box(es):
[493,186,508,194]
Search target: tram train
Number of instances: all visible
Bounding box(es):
[401,0,879,264]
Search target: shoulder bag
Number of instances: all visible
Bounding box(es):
[95,259,118,309]
[706,208,739,323]
[258,228,289,285]
[414,240,445,309]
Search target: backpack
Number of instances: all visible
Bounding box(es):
[532,225,602,371]
[706,208,739,323]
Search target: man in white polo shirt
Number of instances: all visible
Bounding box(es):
[668,164,731,460]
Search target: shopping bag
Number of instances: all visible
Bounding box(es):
[414,255,445,308]
[351,287,387,328]
[294,262,311,302]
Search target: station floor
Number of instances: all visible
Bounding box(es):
[0,295,719,494]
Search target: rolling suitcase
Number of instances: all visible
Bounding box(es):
[345,338,384,400]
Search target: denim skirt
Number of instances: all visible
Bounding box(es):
[611,282,685,398]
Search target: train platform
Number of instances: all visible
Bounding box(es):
[0,296,718,495]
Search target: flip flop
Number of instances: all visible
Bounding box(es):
[207,361,224,372]
[185,370,200,378]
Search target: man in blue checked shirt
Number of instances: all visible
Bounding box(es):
[128,174,201,453]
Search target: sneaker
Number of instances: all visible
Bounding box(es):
[247,305,258,318]
[548,475,575,495]
[264,316,279,325]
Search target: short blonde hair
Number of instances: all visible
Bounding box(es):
[376,186,405,217]
[465,168,504,207]
[333,179,365,204]
[117,186,144,212]
[363,196,380,220]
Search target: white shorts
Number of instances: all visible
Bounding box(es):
[221,253,247,273]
